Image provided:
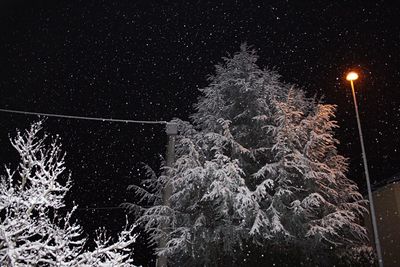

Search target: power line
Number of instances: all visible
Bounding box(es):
[0,108,168,125]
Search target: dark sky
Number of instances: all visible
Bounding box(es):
[1,1,399,265]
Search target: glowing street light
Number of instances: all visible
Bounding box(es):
[346,71,384,267]
[346,71,359,81]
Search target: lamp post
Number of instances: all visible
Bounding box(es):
[346,71,383,267]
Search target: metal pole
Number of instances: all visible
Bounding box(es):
[156,122,177,267]
[350,80,384,267]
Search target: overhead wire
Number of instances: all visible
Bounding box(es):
[0,108,168,125]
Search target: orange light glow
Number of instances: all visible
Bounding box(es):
[346,72,359,81]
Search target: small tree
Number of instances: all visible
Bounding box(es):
[0,121,139,266]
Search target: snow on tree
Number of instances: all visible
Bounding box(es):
[190,44,371,264]
[127,44,373,265]
[252,91,372,264]
[0,121,139,267]
[192,43,286,151]
[124,120,258,265]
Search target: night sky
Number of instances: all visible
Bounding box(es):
[1,1,399,265]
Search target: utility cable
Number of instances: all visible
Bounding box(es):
[0,108,168,125]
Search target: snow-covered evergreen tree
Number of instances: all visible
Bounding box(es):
[128,44,372,265]
[0,121,139,267]
[191,44,370,264]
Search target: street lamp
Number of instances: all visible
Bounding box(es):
[346,71,384,267]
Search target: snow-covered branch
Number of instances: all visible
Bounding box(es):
[0,121,139,266]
